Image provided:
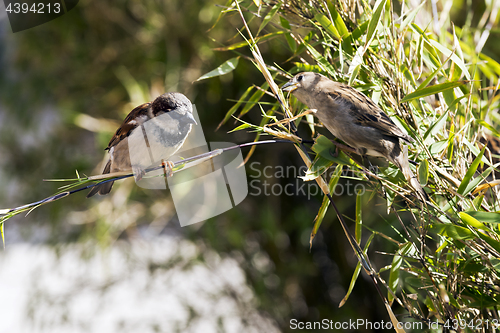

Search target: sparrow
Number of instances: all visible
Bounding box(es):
[282,72,428,201]
[87,92,197,198]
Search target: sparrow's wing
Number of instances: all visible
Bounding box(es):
[106,103,151,150]
[330,84,413,143]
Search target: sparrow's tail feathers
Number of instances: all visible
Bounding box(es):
[394,146,429,202]
[86,160,114,198]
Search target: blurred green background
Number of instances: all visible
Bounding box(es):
[0,0,498,332]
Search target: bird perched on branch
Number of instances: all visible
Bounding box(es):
[87,92,197,198]
[282,72,427,201]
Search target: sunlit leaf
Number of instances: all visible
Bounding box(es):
[457,147,485,195]
[314,13,340,40]
[464,211,500,224]
[213,31,285,51]
[257,2,280,35]
[429,224,474,240]
[196,57,239,81]
[366,0,386,48]
[401,81,467,104]
[459,212,488,231]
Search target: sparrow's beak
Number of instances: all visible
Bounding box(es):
[186,112,198,125]
[281,80,298,92]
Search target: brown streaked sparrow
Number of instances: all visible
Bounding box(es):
[87,92,197,198]
[282,72,428,201]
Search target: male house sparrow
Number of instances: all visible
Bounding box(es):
[282,72,427,201]
[87,92,197,198]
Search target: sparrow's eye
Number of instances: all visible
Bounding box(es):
[297,75,303,82]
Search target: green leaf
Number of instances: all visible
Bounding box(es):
[478,120,500,137]
[355,189,363,243]
[214,31,285,51]
[464,211,500,224]
[303,41,337,78]
[257,2,280,35]
[423,111,448,143]
[228,123,252,133]
[459,212,488,231]
[311,135,353,165]
[400,81,467,104]
[217,86,253,129]
[457,147,485,195]
[240,82,269,116]
[428,140,448,155]
[399,1,425,31]
[0,222,4,249]
[196,57,240,81]
[314,13,340,40]
[310,165,342,248]
[326,0,348,37]
[302,155,334,181]
[366,0,386,47]
[429,224,474,240]
[339,233,374,307]
[427,39,471,80]
[292,62,323,73]
[388,242,411,302]
[280,16,296,52]
[418,159,429,186]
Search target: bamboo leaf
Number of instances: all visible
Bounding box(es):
[280,16,296,52]
[303,41,338,78]
[217,86,254,130]
[366,0,386,47]
[213,31,285,51]
[427,39,471,80]
[314,13,340,40]
[228,123,252,133]
[311,135,353,165]
[459,212,488,231]
[240,82,269,116]
[423,111,448,143]
[400,81,467,104]
[429,224,475,240]
[418,159,429,186]
[388,243,411,302]
[196,57,239,81]
[326,0,348,37]
[302,155,334,181]
[464,211,500,224]
[310,165,343,248]
[457,147,485,195]
[399,1,425,31]
[355,189,363,243]
[339,234,375,307]
[257,2,281,35]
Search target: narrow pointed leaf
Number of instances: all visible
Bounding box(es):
[457,147,485,195]
[213,31,285,51]
[257,2,280,35]
[196,57,239,81]
[400,81,467,104]
[217,86,254,130]
[310,165,343,248]
[314,13,340,40]
[366,0,386,46]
